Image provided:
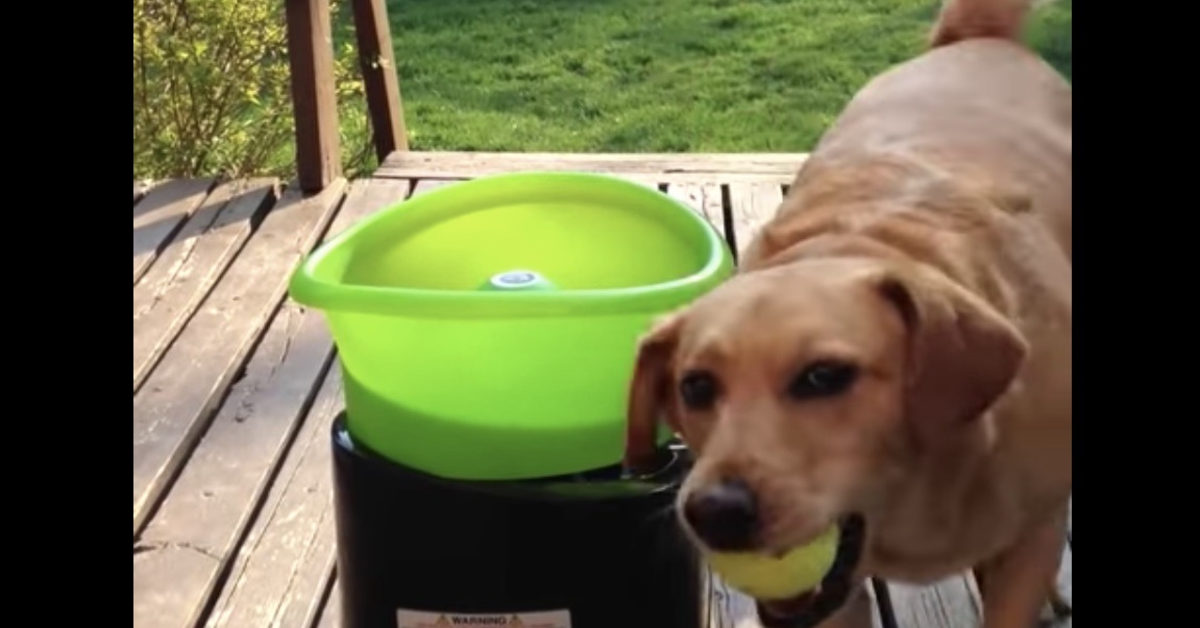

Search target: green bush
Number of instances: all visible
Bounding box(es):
[133,0,373,180]
[1027,0,1071,81]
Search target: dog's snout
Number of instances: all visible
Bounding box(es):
[682,479,760,551]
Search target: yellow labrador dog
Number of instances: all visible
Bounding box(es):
[624,0,1071,627]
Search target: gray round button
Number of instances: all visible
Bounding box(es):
[496,271,537,286]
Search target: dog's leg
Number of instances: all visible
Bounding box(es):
[975,535,1072,624]
[974,506,1068,628]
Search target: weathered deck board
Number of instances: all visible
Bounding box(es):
[316,564,340,628]
[205,364,344,628]
[376,151,808,184]
[132,179,278,393]
[314,569,341,628]
[196,178,415,628]
[132,180,411,628]
[132,180,348,537]
[134,178,216,284]
[885,576,980,628]
[709,576,758,628]
[135,180,155,205]
[709,579,887,628]
[668,183,729,242]
[1054,542,1072,627]
[725,182,785,257]
[265,177,480,628]
[133,300,335,628]
[411,178,457,195]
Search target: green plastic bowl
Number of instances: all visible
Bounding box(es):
[289,172,734,480]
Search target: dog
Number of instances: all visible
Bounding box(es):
[623,0,1071,627]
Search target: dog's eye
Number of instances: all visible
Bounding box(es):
[788,362,858,400]
[679,370,719,410]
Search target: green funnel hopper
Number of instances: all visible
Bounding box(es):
[289,172,734,480]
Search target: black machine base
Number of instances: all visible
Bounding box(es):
[330,412,704,628]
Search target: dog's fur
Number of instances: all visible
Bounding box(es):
[624,0,1071,626]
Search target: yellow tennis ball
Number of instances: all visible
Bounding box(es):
[704,525,840,600]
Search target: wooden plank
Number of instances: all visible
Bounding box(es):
[380,151,807,174]
[135,180,154,205]
[611,173,666,189]
[133,301,335,628]
[275,508,339,628]
[204,178,430,628]
[325,177,416,232]
[375,151,809,184]
[350,0,408,159]
[314,567,340,628]
[133,179,411,628]
[1054,543,1072,627]
[133,179,412,628]
[889,501,1072,628]
[709,576,886,628]
[285,0,341,192]
[132,179,348,537]
[885,575,980,628]
[1045,498,1072,626]
[132,179,278,394]
[725,182,784,258]
[709,573,757,628]
[667,183,729,250]
[1039,544,1072,628]
[204,364,345,628]
[411,178,458,194]
[886,536,1071,628]
[134,178,216,284]
[864,580,892,628]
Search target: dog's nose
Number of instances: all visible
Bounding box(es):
[682,479,760,551]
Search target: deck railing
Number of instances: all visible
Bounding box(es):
[285,0,408,192]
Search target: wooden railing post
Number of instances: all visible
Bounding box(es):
[285,0,342,193]
[351,0,409,160]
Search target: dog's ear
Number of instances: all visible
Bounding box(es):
[624,311,684,474]
[871,266,1028,445]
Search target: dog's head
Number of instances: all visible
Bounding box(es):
[625,256,1026,599]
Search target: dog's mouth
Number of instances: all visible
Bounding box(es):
[755,513,867,628]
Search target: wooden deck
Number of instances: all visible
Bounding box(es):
[132,152,1072,628]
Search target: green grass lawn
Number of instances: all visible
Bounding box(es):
[372,0,1070,153]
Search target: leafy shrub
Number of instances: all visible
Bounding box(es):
[1027,0,1071,82]
[133,0,374,180]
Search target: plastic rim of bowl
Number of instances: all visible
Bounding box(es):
[288,171,734,480]
[288,171,734,319]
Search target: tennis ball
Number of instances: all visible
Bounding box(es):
[705,525,840,600]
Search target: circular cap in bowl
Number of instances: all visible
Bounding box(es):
[481,270,556,292]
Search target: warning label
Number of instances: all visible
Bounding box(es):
[396,608,571,628]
